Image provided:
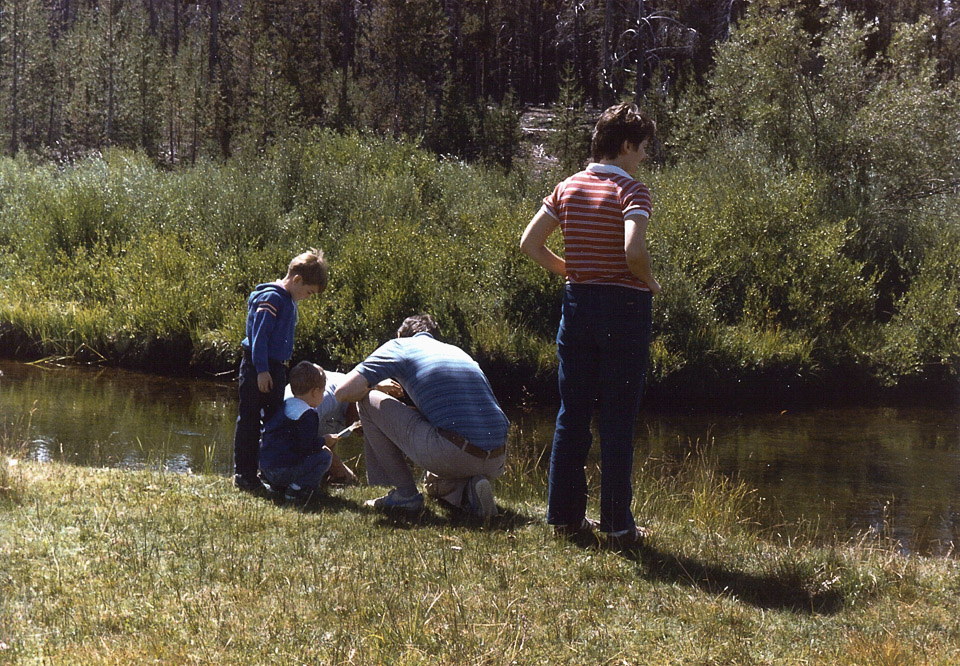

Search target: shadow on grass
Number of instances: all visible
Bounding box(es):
[626,542,845,615]
[251,482,537,531]
[295,493,365,514]
[370,501,539,533]
[254,487,364,514]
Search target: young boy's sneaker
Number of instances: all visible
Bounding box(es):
[365,489,424,514]
[464,475,496,520]
[233,474,265,493]
[260,477,285,499]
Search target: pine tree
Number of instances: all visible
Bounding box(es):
[549,66,590,174]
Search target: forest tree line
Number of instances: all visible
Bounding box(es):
[0,0,958,165]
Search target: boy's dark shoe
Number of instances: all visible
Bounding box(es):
[260,477,286,499]
[233,474,266,493]
[554,517,603,547]
[606,525,650,552]
[283,483,312,502]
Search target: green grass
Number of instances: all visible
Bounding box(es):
[2,432,959,664]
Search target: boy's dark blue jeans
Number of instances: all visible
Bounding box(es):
[547,283,653,534]
[260,451,333,492]
[233,354,287,480]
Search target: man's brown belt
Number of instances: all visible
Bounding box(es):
[438,428,506,460]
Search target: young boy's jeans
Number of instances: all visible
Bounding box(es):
[546,283,652,534]
[260,450,332,491]
[233,354,287,480]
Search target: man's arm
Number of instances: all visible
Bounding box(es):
[334,369,371,403]
[624,213,661,295]
[335,370,405,403]
[520,208,565,276]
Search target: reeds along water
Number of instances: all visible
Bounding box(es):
[0,402,34,500]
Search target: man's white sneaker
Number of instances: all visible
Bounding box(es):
[465,475,496,520]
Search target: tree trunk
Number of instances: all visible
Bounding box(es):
[316,0,324,83]
[173,0,180,56]
[634,0,645,104]
[106,0,115,144]
[574,2,581,90]
[392,55,401,137]
[147,0,157,35]
[209,0,219,81]
[1,0,5,86]
[10,0,21,154]
[480,0,488,100]
[602,0,613,107]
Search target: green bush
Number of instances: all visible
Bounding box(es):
[0,126,955,401]
[879,217,960,385]
[649,134,875,377]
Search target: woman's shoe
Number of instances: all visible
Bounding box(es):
[606,525,649,552]
[554,517,602,547]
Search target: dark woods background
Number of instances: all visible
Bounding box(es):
[0,0,956,165]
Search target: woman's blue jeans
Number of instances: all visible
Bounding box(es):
[547,283,653,533]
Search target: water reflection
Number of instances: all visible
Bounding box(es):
[0,361,237,473]
[639,410,960,556]
[2,360,959,555]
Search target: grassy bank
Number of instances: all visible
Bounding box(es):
[0,131,957,409]
[2,427,960,664]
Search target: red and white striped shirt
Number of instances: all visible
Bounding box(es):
[542,163,653,291]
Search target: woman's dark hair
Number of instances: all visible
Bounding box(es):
[590,103,656,161]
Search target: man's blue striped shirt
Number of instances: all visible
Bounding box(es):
[355,333,509,451]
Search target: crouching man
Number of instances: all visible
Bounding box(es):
[335,314,508,519]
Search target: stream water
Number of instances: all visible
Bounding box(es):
[2,360,958,555]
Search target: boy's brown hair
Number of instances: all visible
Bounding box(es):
[590,103,656,162]
[287,248,328,290]
[288,361,325,397]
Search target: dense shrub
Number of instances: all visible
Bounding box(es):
[649,134,876,376]
[879,217,960,385]
[0,124,955,404]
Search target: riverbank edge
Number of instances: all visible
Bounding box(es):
[2,326,957,414]
[2,458,960,664]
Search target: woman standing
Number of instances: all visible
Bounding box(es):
[520,103,660,549]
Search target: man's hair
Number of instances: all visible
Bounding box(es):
[288,361,325,397]
[287,248,328,290]
[590,103,656,162]
[397,314,441,338]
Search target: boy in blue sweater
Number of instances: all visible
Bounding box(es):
[233,248,327,492]
[259,361,334,500]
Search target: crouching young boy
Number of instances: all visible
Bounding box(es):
[259,361,335,501]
